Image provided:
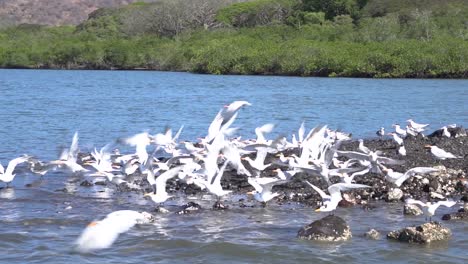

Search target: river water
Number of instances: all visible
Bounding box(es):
[0,69,467,263]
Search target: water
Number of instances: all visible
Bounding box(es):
[0,69,467,263]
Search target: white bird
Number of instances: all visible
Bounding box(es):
[0,156,29,186]
[205,100,251,143]
[398,145,407,156]
[247,176,286,203]
[50,132,88,173]
[121,132,153,165]
[405,198,456,221]
[358,139,371,154]
[305,181,370,213]
[242,147,271,172]
[381,166,439,187]
[273,168,298,181]
[144,165,184,204]
[425,145,461,160]
[441,126,451,138]
[392,124,407,138]
[75,210,154,252]
[407,119,429,130]
[388,132,404,146]
[255,123,275,144]
[194,160,232,199]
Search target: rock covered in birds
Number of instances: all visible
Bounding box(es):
[365,229,381,240]
[297,215,351,241]
[404,203,424,216]
[387,222,451,243]
[386,188,403,202]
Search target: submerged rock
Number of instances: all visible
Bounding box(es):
[212,201,229,210]
[365,229,381,240]
[442,208,468,221]
[297,215,351,241]
[175,202,202,215]
[404,204,423,216]
[80,180,93,187]
[387,222,451,243]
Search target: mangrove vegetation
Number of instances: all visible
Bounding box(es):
[1,0,467,78]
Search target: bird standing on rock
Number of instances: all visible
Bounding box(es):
[425,145,461,160]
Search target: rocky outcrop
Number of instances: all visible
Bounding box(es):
[404,204,423,216]
[297,215,351,241]
[387,222,451,243]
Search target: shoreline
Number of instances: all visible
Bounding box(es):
[1,67,467,79]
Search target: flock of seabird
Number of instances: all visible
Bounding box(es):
[0,101,464,251]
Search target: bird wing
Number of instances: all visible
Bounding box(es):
[211,160,229,187]
[376,156,405,165]
[68,132,80,161]
[435,200,456,208]
[206,109,224,142]
[405,198,427,207]
[6,156,28,176]
[298,121,305,143]
[155,166,184,195]
[173,125,184,142]
[304,180,330,200]
[247,177,263,192]
[255,123,275,143]
[0,163,4,174]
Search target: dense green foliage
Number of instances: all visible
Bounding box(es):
[1,0,467,78]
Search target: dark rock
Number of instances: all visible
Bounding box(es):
[404,204,423,216]
[441,208,468,220]
[80,180,93,187]
[212,201,229,210]
[387,222,451,243]
[175,202,202,215]
[365,229,381,240]
[94,181,107,186]
[297,215,351,241]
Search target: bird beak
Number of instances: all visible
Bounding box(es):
[314,208,321,212]
[143,193,151,197]
[424,145,431,149]
[246,191,254,195]
[87,221,99,227]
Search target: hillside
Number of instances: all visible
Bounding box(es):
[0,0,157,26]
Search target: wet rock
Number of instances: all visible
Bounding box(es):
[386,188,403,202]
[442,207,468,220]
[94,181,107,186]
[80,180,93,187]
[365,229,381,240]
[339,193,357,207]
[430,192,445,199]
[175,202,202,215]
[387,222,451,243]
[155,207,170,214]
[212,201,229,210]
[404,204,423,216]
[297,215,352,241]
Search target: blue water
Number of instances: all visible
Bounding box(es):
[0,69,467,263]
